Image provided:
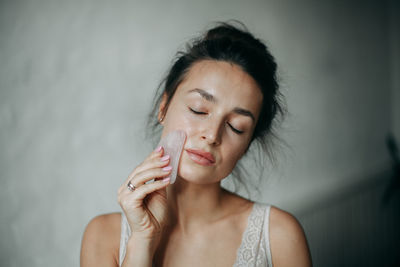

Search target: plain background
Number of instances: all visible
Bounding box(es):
[1,0,399,266]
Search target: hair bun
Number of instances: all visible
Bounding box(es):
[204,22,266,53]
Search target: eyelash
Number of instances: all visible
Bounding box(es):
[189,107,244,135]
[189,107,207,115]
[228,123,244,134]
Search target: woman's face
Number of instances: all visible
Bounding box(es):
[160,60,263,184]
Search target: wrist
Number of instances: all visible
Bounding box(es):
[127,235,156,252]
[122,235,157,266]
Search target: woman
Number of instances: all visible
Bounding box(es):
[81,22,312,267]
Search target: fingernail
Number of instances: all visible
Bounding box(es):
[161,155,170,161]
[162,177,170,183]
[162,166,172,171]
[155,146,162,152]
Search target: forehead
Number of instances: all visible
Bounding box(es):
[177,60,263,115]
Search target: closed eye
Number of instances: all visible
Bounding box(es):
[189,107,244,134]
[227,123,244,134]
[189,107,207,115]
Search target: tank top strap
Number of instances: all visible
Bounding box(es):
[233,202,273,267]
[264,204,273,267]
[119,212,131,266]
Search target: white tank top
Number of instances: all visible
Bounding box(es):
[119,202,273,267]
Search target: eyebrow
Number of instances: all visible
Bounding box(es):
[188,88,256,122]
[233,107,255,122]
[188,88,217,103]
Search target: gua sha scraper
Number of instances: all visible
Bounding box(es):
[157,130,186,184]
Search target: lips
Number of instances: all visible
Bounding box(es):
[185,148,216,166]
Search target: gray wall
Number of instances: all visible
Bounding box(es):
[0,0,398,266]
[390,0,400,141]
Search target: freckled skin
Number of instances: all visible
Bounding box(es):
[159,60,263,185]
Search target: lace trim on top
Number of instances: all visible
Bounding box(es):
[119,203,272,267]
[233,202,272,267]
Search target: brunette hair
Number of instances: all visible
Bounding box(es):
[147,21,286,197]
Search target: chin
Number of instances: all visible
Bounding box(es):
[177,167,212,185]
[177,165,228,185]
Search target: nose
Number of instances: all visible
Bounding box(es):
[201,119,223,146]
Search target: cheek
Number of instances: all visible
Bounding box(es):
[161,107,198,138]
[224,146,245,167]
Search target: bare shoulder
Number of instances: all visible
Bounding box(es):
[269,206,312,267]
[80,213,121,267]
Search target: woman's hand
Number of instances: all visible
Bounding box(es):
[118,146,171,247]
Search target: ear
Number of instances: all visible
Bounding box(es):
[158,93,168,124]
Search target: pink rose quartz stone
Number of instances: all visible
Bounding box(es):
[157,130,186,184]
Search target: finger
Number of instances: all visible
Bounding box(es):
[131,154,170,183]
[130,165,172,187]
[118,162,171,194]
[124,147,167,183]
[132,177,171,202]
[144,146,166,162]
[148,145,164,160]
[122,154,170,187]
[117,177,170,208]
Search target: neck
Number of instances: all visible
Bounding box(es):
[166,177,227,233]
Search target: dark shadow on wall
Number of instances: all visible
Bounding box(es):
[297,166,400,267]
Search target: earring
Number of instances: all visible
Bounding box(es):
[159,115,164,123]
